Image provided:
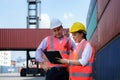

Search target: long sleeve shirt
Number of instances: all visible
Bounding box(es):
[35,36,76,62]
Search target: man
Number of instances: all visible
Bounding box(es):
[35,18,75,80]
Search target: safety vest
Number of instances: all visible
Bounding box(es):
[46,36,72,67]
[69,39,95,80]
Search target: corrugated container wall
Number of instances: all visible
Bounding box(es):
[86,0,96,28]
[87,5,97,40]
[93,36,120,80]
[0,29,52,50]
[87,0,120,79]
[90,0,120,51]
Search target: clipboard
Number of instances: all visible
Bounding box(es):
[43,51,62,64]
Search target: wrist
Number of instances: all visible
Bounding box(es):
[67,60,70,65]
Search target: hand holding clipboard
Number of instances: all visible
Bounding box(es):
[43,51,62,64]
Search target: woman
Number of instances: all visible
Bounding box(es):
[57,22,95,80]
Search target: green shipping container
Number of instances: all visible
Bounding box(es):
[87,5,97,40]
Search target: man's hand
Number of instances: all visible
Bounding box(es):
[40,62,50,72]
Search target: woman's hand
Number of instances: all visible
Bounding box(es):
[56,57,68,64]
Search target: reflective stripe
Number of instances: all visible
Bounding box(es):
[78,40,86,59]
[61,51,69,54]
[50,36,54,50]
[78,48,82,59]
[72,73,92,77]
[50,36,69,54]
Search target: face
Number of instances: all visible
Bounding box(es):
[52,26,63,38]
[71,32,83,43]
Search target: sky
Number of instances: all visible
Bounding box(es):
[0,0,91,62]
[0,0,90,29]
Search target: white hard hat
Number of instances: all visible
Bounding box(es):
[50,18,62,29]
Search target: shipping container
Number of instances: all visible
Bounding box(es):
[97,0,110,21]
[86,0,96,27]
[90,0,120,51]
[87,4,97,40]
[0,29,69,50]
[87,0,120,79]
[0,29,52,50]
[93,36,120,80]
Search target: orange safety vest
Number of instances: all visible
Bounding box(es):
[46,36,72,67]
[69,39,95,80]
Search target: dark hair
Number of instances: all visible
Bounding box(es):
[53,25,63,29]
[60,25,63,28]
[77,30,87,40]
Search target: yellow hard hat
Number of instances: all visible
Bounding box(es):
[70,22,86,33]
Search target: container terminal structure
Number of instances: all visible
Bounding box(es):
[86,0,120,80]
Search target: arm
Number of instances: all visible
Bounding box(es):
[58,58,81,65]
[58,43,92,66]
[35,37,48,62]
[35,37,49,71]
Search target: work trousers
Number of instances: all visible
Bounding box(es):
[45,67,69,80]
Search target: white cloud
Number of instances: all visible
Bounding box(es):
[63,13,75,20]
[40,13,50,28]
